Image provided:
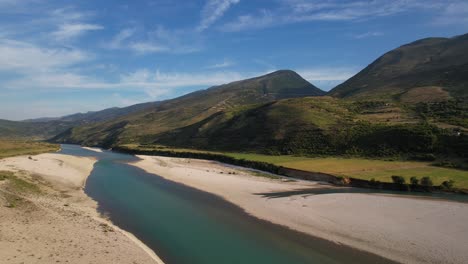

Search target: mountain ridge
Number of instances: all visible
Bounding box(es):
[49,70,325,147]
[328,33,468,101]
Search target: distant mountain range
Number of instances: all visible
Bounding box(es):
[23,102,161,124]
[1,33,467,157]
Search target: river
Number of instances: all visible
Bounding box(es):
[60,144,395,264]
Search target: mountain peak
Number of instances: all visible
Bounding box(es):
[236,69,325,98]
[329,33,468,100]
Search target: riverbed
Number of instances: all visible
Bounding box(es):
[60,144,396,264]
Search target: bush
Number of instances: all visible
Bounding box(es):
[409,153,436,161]
[441,180,455,190]
[420,177,433,190]
[335,176,350,185]
[410,176,419,186]
[391,175,406,185]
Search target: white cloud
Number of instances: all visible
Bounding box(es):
[115,70,241,89]
[129,42,168,54]
[108,25,202,54]
[222,0,455,31]
[432,2,468,26]
[197,0,240,32]
[222,9,275,32]
[52,23,104,41]
[49,7,94,23]
[205,58,235,69]
[0,39,90,72]
[0,38,96,93]
[352,31,384,39]
[109,28,136,49]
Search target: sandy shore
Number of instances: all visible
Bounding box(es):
[0,153,164,264]
[82,147,104,153]
[133,155,468,264]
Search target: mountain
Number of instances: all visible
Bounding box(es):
[51,70,325,147]
[124,96,468,158]
[0,119,72,139]
[0,102,161,139]
[5,32,468,158]
[24,102,160,124]
[151,97,352,153]
[329,33,468,101]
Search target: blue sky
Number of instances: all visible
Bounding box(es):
[1,0,467,120]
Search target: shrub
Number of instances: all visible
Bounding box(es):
[391,175,406,185]
[368,178,382,188]
[420,177,433,190]
[335,176,350,185]
[409,153,436,161]
[410,177,419,186]
[441,180,455,190]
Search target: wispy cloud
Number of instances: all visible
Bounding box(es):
[119,69,249,98]
[0,38,90,72]
[108,28,135,49]
[352,31,384,39]
[52,23,103,41]
[222,9,274,32]
[432,1,468,26]
[197,0,240,32]
[205,58,235,69]
[107,26,202,54]
[221,0,459,32]
[0,41,250,94]
[129,42,168,54]
[49,7,94,22]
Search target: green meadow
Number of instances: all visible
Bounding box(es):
[224,153,468,189]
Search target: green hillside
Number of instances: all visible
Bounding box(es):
[329,33,468,101]
[51,70,325,147]
[151,96,467,158]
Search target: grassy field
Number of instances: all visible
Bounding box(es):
[120,144,468,189]
[0,140,59,159]
[224,153,468,189]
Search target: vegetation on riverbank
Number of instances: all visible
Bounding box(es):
[115,144,468,191]
[0,140,59,159]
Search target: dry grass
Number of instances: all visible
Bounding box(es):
[0,140,59,159]
[400,86,451,103]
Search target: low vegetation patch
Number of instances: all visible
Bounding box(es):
[249,170,282,180]
[0,140,59,159]
[0,171,41,194]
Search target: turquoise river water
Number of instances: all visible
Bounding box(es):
[60,144,396,264]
